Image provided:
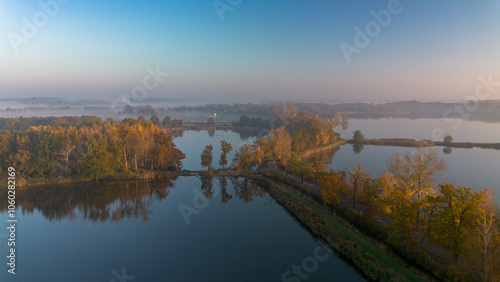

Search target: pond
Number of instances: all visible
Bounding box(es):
[0,177,364,281]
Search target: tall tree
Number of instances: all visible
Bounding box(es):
[428,184,483,260]
[348,165,370,208]
[268,126,291,170]
[201,145,213,170]
[458,189,500,281]
[352,130,365,142]
[150,114,160,125]
[80,134,114,180]
[219,140,233,169]
[232,144,254,171]
[321,172,347,206]
[162,116,172,127]
[387,148,446,235]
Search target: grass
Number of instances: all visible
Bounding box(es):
[291,190,423,281]
[248,173,425,282]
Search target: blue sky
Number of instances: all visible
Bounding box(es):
[1,0,500,103]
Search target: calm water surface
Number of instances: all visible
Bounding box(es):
[338,118,500,143]
[0,177,364,281]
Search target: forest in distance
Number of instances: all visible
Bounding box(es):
[0,105,499,281]
[3,98,500,123]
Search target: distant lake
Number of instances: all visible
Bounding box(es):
[0,178,363,281]
[338,118,500,143]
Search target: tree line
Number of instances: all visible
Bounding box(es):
[229,109,341,171]
[284,147,499,281]
[0,117,185,181]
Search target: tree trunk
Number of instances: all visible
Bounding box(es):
[123,147,128,169]
[415,210,420,232]
[134,152,138,170]
[352,185,357,208]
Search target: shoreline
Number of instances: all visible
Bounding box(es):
[347,138,500,150]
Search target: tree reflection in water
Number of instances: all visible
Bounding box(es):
[0,176,271,223]
[0,178,177,223]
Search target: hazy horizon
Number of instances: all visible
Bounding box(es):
[1,1,500,103]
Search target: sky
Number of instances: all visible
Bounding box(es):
[1,0,500,103]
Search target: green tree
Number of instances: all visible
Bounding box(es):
[201,145,213,170]
[80,134,114,180]
[150,114,160,125]
[353,130,365,142]
[219,140,233,169]
[30,132,64,176]
[428,184,483,260]
[444,135,453,144]
[162,116,172,127]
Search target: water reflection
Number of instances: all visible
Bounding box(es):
[307,146,340,165]
[352,143,364,154]
[230,177,267,203]
[443,147,452,155]
[0,176,269,223]
[0,179,176,223]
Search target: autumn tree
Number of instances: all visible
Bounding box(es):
[363,177,383,217]
[348,165,370,208]
[219,140,233,169]
[267,126,291,170]
[232,144,254,171]
[387,148,446,236]
[458,189,500,281]
[201,145,213,170]
[321,171,347,205]
[286,154,313,184]
[428,184,483,260]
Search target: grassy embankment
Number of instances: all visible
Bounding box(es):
[245,172,426,282]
